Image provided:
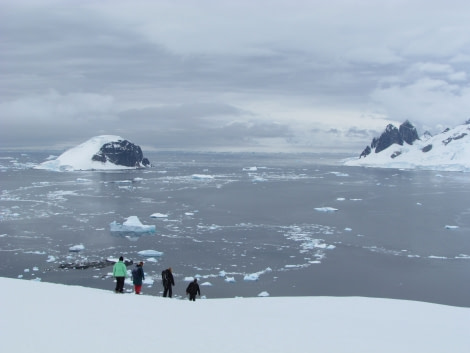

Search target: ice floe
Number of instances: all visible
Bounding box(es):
[150,213,168,218]
[445,225,459,229]
[109,216,156,233]
[244,267,272,281]
[137,250,164,257]
[314,207,338,212]
[69,244,85,252]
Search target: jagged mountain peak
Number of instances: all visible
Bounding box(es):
[345,121,470,172]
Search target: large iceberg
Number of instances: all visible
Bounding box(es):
[110,216,156,233]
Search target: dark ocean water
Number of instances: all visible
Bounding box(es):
[1,151,470,306]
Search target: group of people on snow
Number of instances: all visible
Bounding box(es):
[112,256,201,301]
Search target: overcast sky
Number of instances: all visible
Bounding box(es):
[2,0,470,153]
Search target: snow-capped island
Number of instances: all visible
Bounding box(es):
[35,135,151,171]
[344,120,470,172]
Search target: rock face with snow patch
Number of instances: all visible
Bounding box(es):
[345,121,470,172]
[360,120,419,157]
[35,135,150,171]
[92,139,150,167]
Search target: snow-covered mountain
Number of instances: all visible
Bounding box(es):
[35,135,151,171]
[344,121,470,172]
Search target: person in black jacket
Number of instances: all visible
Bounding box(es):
[186,278,201,301]
[161,267,175,298]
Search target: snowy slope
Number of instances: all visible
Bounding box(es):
[35,135,138,171]
[1,277,469,353]
[344,124,470,172]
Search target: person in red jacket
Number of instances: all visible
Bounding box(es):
[131,261,145,294]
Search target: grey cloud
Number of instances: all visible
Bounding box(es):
[2,1,470,152]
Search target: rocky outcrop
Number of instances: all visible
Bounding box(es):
[360,120,419,158]
[92,139,150,167]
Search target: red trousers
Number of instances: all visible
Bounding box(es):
[134,285,142,294]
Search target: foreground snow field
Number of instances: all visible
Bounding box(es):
[1,277,469,353]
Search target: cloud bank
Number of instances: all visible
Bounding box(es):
[1,0,470,151]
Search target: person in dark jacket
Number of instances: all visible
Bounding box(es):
[186,278,201,301]
[132,261,145,294]
[161,267,175,298]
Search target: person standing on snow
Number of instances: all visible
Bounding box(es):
[161,267,175,298]
[113,256,127,293]
[132,261,145,294]
[186,278,201,301]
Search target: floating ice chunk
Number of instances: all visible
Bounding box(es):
[330,172,349,177]
[224,276,236,283]
[137,250,163,257]
[244,267,272,281]
[244,273,259,281]
[336,198,346,201]
[344,228,352,232]
[150,213,168,218]
[252,177,267,182]
[314,207,338,212]
[191,174,214,180]
[143,257,158,263]
[243,166,258,171]
[258,291,270,297]
[445,225,459,229]
[69,244,85,252]
[219,270,226,277]
[33,267,39,271]
[184,277,195,282]
[201,282,213,286]
[110,216,156,233]
[46,255,56,263]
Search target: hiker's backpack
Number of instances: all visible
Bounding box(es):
[161,270,168,284]
[132,267,139,278]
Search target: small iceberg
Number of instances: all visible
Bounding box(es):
[137,250,164,257]
[191,174,214,180]
[314,207,338,212]
[445,225,459,230]
[110,216,156,233]
[69,244,85,252]
[150,213,168,218]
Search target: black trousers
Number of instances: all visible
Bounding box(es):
[163,285,172,298]
[189,294,196,301]
[115,277,125,293]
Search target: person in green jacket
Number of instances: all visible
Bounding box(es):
[113,256,127,293]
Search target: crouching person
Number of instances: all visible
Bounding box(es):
[186,278,201,301]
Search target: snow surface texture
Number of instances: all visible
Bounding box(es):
[344,123,470,172]
[1,277,469,353]
[35,135,139,171]
[109,216,156,233]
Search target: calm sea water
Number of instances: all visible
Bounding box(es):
[1,151,469,306]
